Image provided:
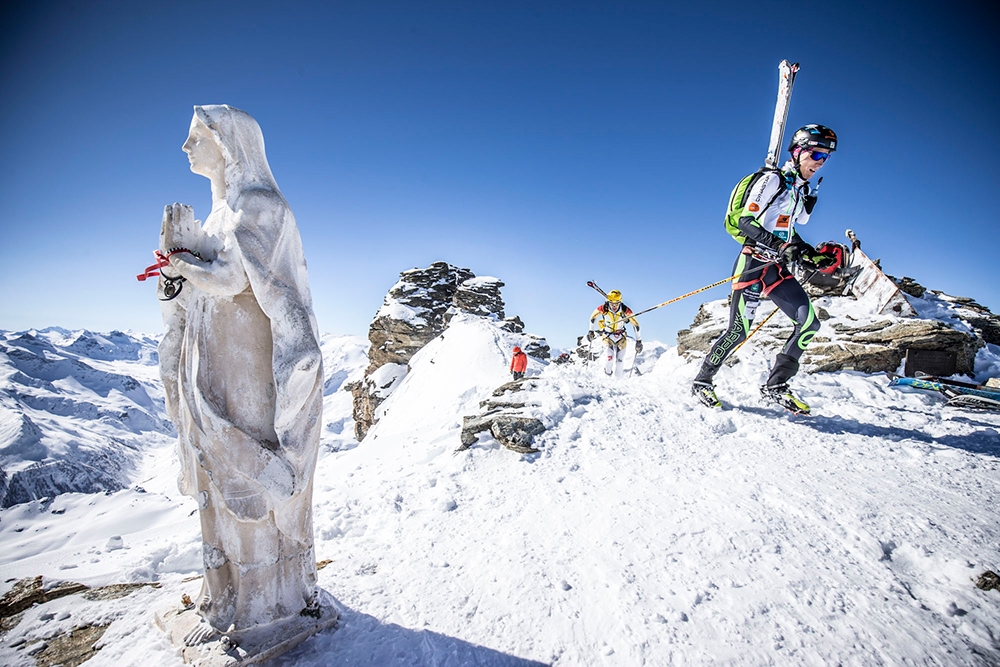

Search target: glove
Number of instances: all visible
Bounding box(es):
[586,331,596,341]
[803,194,817,215]
[808,250,837,269]
[635,340,643,353]
[780,242,804,266]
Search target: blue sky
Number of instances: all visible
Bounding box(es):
[1,1,996,351]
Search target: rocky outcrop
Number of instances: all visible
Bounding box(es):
[676,277,992,377]
[459,378,545,454]
[352,262,472,440]
[448,276,506,321]
[806,319,979,375]
[366,262,475,373]
[351,262,548,440]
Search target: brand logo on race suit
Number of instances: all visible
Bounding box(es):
[753,177,770,204]
[748,202,760,212]
[774,215,791,241]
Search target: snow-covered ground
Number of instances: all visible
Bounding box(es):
[1,312,999,665]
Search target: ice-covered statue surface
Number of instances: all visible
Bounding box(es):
[155,105,335,662]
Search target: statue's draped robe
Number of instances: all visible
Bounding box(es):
[159,105,323,634]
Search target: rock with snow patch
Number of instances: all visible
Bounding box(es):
[353,262,548,440]
[460,378,545,453]
[0,576,89,620]
[975,570,1000,591]
[677,282,989,377]
[447,276,506,321]
[807,318,979,375]
[365,262,475,372]
[353,263,474,439]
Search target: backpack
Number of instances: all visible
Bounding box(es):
[724,167,786,244]
[814,242,848,276]
[600,302,632,330]
[601,302,631,316]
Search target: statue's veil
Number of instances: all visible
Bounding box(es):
[194,104,281,208]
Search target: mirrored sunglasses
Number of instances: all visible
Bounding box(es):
[808,151,831,162]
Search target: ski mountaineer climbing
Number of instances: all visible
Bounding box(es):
[692,124,839,414]
[588,290,642,377]
[510,346,527,380]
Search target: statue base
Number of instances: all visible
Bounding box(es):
[155,589,340,666]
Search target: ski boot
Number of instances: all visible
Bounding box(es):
[692,381,722,409]
[760,383,810,415]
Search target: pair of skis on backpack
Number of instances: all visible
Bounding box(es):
[692,382,811,416]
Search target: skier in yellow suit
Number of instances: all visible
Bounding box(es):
[587,290,642,377]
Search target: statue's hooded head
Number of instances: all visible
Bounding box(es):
[191,105,280,207]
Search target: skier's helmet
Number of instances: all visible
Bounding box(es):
[787,124,837,152]
[607,290,622,303]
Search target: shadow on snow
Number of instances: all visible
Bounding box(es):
[743,406,1000,459]
[277,604,551,667]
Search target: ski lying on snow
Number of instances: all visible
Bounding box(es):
[889,375,1000,409]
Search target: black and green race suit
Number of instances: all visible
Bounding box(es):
[695,163,820,387]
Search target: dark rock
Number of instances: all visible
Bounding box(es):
[461,377,546,453]
[490,417,545,454]
[523,338,551,360]
[449,277,505,321]
[459,411,544,454]
[501,316,525,333]
[807,319,979,375]
[975,570,1000,591]
[460,410,504,447]
[0,576,88,620]
[966,316,1000,347]
[81,582,160,601]
[367,262,475,372]
[893,276,927,298]
[492,378,536,396]
[354,262,549,440]
[31,623,109,667]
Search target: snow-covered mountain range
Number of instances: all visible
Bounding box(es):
[0,329,171,508]
[1,278,999,665]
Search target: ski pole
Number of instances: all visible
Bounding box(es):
[845,228,861,251]
[731,307,779,356]
[627,262,774,319]
[629,276,738,317]
[732,265,820,356]
[627,333,638,378]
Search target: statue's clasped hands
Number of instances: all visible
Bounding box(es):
[160,203,205,262]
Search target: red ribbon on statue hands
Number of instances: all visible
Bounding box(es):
[136,250,170,281]
[136,248,202,281]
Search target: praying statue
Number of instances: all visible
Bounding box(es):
[154,105,335,661]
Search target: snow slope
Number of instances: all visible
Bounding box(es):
[1,315,999,666]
